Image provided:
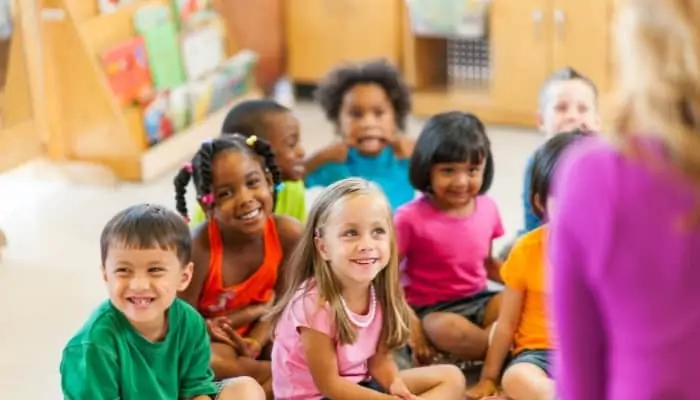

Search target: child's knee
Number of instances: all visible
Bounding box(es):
[502,363,553,400]
[434,364,467,390]
[217,376,266,400]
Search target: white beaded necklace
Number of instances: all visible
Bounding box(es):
[339,285,377,328]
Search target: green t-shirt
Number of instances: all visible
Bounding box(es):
[60,299,217,400]
[190,179,307,226]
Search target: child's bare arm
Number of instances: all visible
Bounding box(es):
[486,243,504,283]
[481,287,523,382]
[301,328,394,400]
[368,344,401,390]
[179,232,211,307]
[304,141,349,174]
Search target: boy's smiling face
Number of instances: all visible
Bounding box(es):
[265,112,306,181]
[539,79,600,137]
[103,246,193,341]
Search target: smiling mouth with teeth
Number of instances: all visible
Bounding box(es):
[238,208,261,221]
[127,297,155,306]
[352,258,379,266]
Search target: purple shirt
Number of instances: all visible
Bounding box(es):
[550,137,700,399]
[395,196,504,306]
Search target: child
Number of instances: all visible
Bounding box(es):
[521,67,599,234]
[268,178,466,399]
[305,59,416,210]
[60,204,265,400]
[466,131,586,400]
[190,99,306,226]
[395,111,504,366]
[174,135,303,398]
[550,1,700,399]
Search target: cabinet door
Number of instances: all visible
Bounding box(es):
[286,0,344,83]
[286,0,401,84]
[491,0,552,117]
[551,0,612,93]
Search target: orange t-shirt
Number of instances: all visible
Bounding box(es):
[500,226,552,355]
[197,217,283,335]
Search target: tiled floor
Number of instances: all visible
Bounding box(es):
[0,101,543,398]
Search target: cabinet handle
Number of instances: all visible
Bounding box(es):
[531,9,543,38]
[553,9,565,40]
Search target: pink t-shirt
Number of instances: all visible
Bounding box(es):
[395,195,504,306]
[271,281,383,400]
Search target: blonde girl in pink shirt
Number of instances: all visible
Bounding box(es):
[269,178,465,400]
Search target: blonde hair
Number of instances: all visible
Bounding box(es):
[269,178,412,348]
[613,0,700,175]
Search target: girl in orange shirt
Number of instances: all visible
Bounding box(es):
[174,134,302,399]
[467,131,587,400]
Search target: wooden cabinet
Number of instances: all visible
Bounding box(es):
[286,0,403,84]
[409,0,614,127]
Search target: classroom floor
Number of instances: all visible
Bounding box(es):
[0,101,542,398]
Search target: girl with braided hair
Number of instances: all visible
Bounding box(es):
[174,134,302,399]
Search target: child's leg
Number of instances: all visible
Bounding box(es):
[421,293,502,361]
[400,364,466,399]
[216,376,266,400]
[210,343,273,399]
[501,351,555,400]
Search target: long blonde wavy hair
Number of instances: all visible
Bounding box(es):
[268,178,412,348]
[613,0,700,177]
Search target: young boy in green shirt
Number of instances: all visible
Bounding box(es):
[60,204,265,399]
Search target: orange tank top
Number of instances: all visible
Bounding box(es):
[198,217,283,334]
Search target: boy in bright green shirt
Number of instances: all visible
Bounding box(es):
[190,100,307,226]
[60,204,265,400]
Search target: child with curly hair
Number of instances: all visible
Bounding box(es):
[305,59,416,210]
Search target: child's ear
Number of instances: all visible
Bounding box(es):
[102,267,108,282]
[314,236,331,261]
[536,112,545,131]
[533,193,546,218]
[178,262,194,292]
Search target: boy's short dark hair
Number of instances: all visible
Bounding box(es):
[314,59,412,131]
[409,111,494,194]
[529,129,591,218]
[100,204,191,266]
[221,99,289,139]
[538,67,598,112]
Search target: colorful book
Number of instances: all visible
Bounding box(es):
[101,37,153,106]
[133,5,186,89]
[172,0,214,28]
[180,23,225,81]
[143,91,175,146]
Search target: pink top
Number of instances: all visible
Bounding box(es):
[395,195,504,306]
[271,281,383,400]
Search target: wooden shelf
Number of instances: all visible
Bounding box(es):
[35,0,257,181]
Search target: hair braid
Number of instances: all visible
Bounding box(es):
[173,167,192,220]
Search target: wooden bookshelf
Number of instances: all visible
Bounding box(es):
[33,0,260,181]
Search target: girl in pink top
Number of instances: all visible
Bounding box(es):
[269,178,466,400]
[395,112,504,366]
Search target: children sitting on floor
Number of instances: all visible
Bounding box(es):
[60,204,265,399]
[191,99,307,226]
[467,131,587,400]
[174,135,302,399]
[268,178,466,399]
[304,59,416,210]
[395,112,504,366]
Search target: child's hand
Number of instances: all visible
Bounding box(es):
[465,378,498,399]
[391,136,415,159]
[242,337,262,359]
[206,317,247,352]
[408,324,437,366]
[389,379,420,399]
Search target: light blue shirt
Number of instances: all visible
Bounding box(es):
[305,147,415,211]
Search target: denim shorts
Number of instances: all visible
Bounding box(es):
[412,290,499,326]
[508,349,552,377]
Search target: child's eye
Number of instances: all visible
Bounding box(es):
[114,268,129,275]
[218,189,232,198]
[342,230,358,237]
[372,228,387,235]
[440,167,454,174]
[148,267,166,274]
[247,178,261,188]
